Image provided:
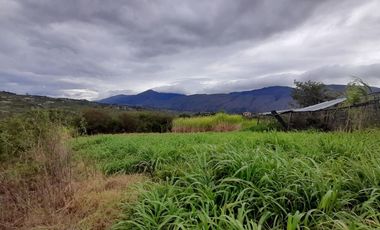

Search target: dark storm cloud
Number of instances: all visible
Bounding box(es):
[13,0,326,57]
[0,0,379,99]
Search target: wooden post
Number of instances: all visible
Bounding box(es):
[287,112,292,130]
[271,111,288,131]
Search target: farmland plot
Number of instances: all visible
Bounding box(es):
[72,131,380,229]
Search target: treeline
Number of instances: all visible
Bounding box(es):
[81,108,174,134]
[0,109,174,160]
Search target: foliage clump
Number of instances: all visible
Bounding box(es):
[0,110,74,227]
[345,78,372,105]
[0,110,79,161]
[172,113,247,132]
[292,80,336,107]
[81,108,174,134]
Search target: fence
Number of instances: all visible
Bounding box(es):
[276,98,380,131]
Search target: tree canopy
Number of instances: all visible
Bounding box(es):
[345,78,372,104]
[291,80,335,107]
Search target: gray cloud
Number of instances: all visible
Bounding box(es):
[0,0,379,99]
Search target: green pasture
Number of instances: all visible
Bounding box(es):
[72,131,380,229]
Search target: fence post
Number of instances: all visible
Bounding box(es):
[271,111,288,131]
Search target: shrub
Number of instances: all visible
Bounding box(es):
[119,112,139,132]
[0,109,145,229]
[81,109,174,134]
[345,78,372,105]
[0,110,74,227]
[82,108,113,134]
[0,110,78,161]
[136,112,173,133]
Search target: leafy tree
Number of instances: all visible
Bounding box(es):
[345,78,372,104]
[82,109,113,134]
[292,80,334,107]
[81,109,174,134]
[119,112,139,132]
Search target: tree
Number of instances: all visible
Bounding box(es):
[82,108,113,134]
[292,80,334,107]
[345,78,372,105]
[119,112,139,132]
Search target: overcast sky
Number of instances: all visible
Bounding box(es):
[1,0,380,100]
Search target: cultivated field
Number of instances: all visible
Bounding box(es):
[72,131,380,229]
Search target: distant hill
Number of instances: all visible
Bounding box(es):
[99,86,295,113]
[99,85,380,113]
[0,91,138,118]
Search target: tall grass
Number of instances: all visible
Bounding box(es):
[0,111,145,229]
[0,114,74,228]
[72,131,380,229]
[172,113,252,132]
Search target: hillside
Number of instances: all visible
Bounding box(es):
[0,91,138,118]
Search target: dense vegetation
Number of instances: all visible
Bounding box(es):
[0,110,74,227]
[345,78,373,105]
[173,113,253,132]
[82,108,174,134]
[172,113,280,133]
[0,110,79,161]
[0,110,147,229]
[72,131,380,229]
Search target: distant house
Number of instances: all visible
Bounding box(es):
[242,111,252,118]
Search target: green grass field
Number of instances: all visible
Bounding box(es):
[72,131,380,229]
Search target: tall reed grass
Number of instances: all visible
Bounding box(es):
[172,113,248,132]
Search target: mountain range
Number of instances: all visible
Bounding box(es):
[100,84,380,113]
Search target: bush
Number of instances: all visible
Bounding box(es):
[0,110,76,228]
[81,109,174,134]
[345,78,372,105]
[0,110,78,161]
[119,113,139,132]
[82,109,114,134]
[136,112,173,133]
